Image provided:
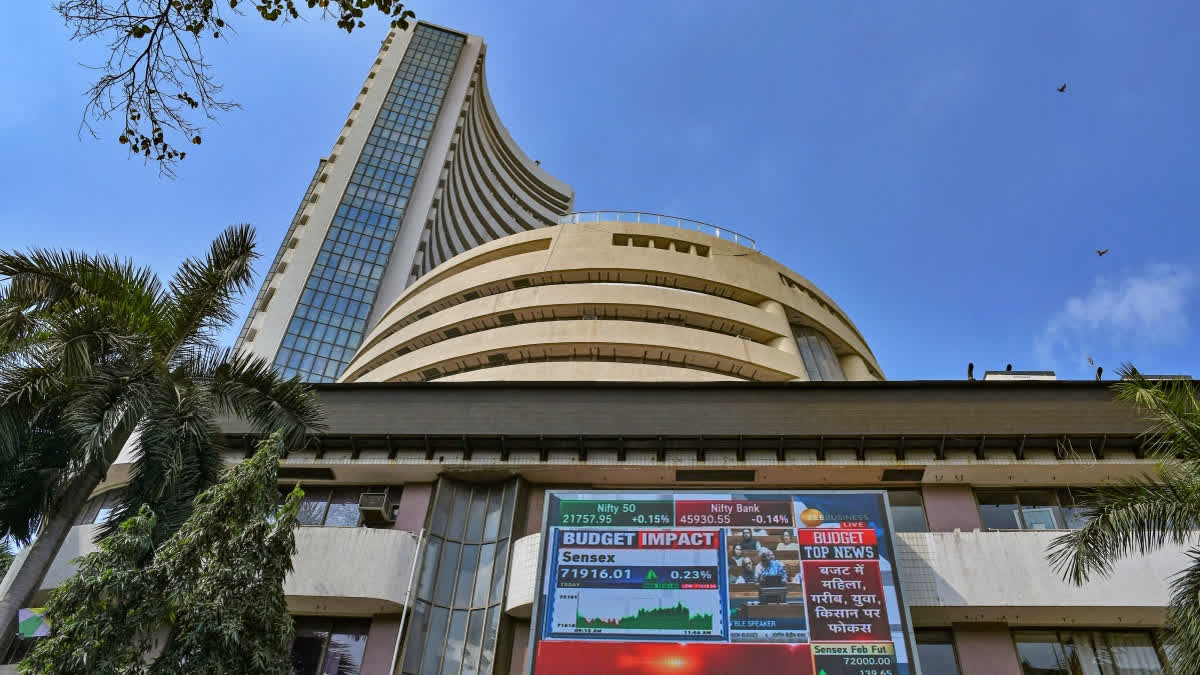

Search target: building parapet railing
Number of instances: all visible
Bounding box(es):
[558,211,757,250]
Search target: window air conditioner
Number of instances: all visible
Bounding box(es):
[358,491,394,525]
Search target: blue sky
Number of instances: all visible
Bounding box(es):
[2,1,1198,380]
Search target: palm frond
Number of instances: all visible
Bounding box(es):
[102,381,225,542]
[0,247,162,324]
[59,366,152,470]
[160,224,258,362]
[0,405,74,543]
[1160,548,1200,671]
[1048,466,1200,584]
[1114,363,1200,462]
[186,346,326,448]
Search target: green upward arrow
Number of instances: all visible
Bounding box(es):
[645,569,658,581]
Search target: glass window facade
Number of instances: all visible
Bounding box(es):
[281,484,402,528]
[977,489,1089,531]
[915,629,961,675]
[886,489,929,533]
[1014,629,1166,674]
[290,616,371,675]
[275,25,465,382]
[400,478,519,675]
[792,325,847,381]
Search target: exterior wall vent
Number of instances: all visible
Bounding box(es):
[676,470,756,482]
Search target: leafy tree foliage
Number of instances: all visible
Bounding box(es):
[1048,365,1200,673]
[19,433,303,674]
[0,225,324,656]
[53,0,417,176]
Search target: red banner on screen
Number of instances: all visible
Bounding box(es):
[803,560,890,642]
[534,641,814,675]
[796,528,877,546]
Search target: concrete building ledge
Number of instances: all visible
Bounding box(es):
[285,527,420,615]
[896,530,1189,626]
[501,529,1190,626]
[28,525,420,616]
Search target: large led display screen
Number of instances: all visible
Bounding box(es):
[528,491,919,675]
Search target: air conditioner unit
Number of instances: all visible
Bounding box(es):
[358,491,394,526]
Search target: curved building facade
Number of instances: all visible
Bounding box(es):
[234,23,573,383]
[340,216,883,384]
[411,55,573,281]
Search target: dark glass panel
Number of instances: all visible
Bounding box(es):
[434,541,461,605]
[325,487,362,528]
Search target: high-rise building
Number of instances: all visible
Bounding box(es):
[235,22,573,382]
[2,20,1185,675]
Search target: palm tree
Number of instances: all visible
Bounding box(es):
[1048,365,1200,672]
[0,225,325,656]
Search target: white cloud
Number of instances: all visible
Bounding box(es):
[1034,263,1196,369]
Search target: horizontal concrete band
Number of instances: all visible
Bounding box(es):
[504,531,1186,627]
[31,525,419,616]
[347,222,883,383]
[35,525,1182,628]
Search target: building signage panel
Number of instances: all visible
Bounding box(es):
[529,491,919,675]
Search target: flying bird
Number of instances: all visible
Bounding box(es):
[1057,83,1067,93]
[1086,356,1094,366]
[1097,249,1110,257]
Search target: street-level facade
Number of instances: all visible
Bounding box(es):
[6,381,1181,674]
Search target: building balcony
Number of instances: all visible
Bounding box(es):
[23,525,420,615]
[504,530,1189,626]
[896,529,1186,626]
[285,527,420,615]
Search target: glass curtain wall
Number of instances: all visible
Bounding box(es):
[1014,630,1167,674]
[792,325,847,381]
[400,478,520,675]
[274,25,465,382]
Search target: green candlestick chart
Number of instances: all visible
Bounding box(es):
[575,603,713,630]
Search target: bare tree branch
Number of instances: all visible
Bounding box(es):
[53,0,416,178]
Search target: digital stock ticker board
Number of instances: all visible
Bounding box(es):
[528,491,919,675]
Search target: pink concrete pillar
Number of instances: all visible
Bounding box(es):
[952,623,1021,675]
[508,621,531,675]
[393,483,433,533]
[360,615,402,675]
[523,486,547,536]
[922,484,982,532]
